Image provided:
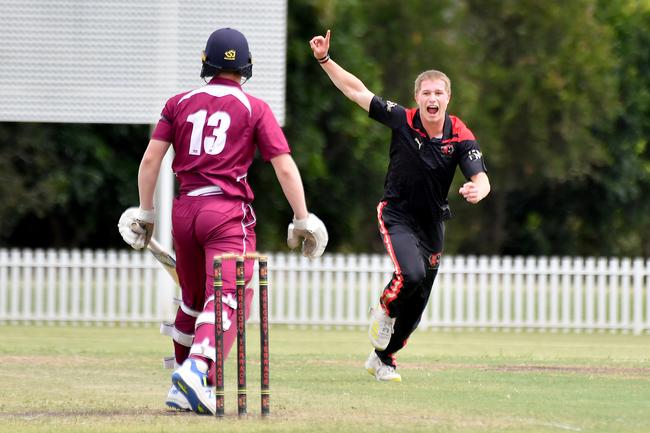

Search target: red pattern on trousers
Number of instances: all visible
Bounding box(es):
[377,201,403,316]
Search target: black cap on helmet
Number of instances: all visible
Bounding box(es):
[200,28,253,80]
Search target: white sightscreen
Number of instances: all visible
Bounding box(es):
[0,0,287,124]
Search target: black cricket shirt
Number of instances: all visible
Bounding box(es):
[369,95,487,224]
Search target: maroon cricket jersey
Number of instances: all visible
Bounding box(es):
[152,77,290,201]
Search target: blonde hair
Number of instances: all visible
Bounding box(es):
[414,70,451,96]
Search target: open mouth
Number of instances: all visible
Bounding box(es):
[426,105,439,115]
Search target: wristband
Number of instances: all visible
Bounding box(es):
[317,54,330,64]
[136,208,156,223]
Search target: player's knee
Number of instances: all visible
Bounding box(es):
[401,266,427,286]
[174,309,198,334]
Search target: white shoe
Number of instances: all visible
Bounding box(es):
[165,384,191,411]
[171,358,216,415]
[365,350,401,382]
[368,306,395,350]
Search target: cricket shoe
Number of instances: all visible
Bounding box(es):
[368,305,395,350]
[365,350,401,382]
[165,384,191,411]
[171,358,216,415]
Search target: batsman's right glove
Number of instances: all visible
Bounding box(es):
[117,207,155,250]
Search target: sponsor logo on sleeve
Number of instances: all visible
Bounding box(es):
[468,149,482,161]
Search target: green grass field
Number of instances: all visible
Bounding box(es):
[0,325,649,433]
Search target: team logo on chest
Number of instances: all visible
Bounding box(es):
[441,144,455,155]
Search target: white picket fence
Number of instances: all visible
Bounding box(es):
[0,249,648,334]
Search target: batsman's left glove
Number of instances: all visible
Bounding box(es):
[287,213,328,259]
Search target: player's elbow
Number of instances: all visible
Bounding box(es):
[139,153,159,177]
[343,88,372,111]
[271,153,300,180]
[341,87,359,103]
[139,140,169,174]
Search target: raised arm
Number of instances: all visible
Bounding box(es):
[309,30,374,112]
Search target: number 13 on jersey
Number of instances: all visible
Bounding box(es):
[187,110,231,155]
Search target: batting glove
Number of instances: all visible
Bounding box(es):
[287,213,328,259]
[118,207,155,250]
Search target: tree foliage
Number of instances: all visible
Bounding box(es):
[0,123,146,247]
[590,0,650,255]
[1,0,650,257]
[251,0,388,252]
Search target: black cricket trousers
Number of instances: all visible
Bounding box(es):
[375,200,444,367]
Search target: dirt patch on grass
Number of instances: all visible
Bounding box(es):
[300,358,650,377]
[406,361,650,378]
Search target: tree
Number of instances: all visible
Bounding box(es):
[459,0,618,254]
[589,0,650,255]
[3,0,650,257]
[250,0,388,252]
[0,122,147,247]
